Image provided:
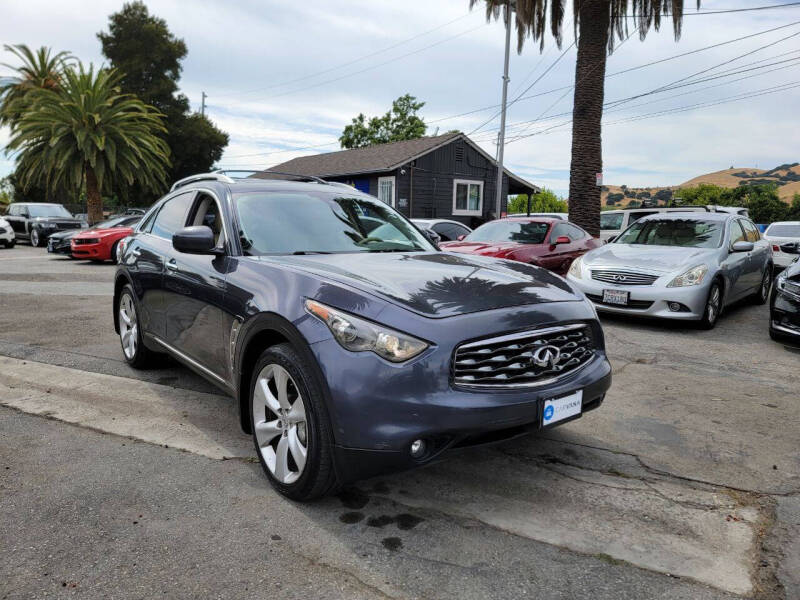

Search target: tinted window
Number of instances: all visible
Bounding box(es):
[766,224,800,237]
[550,223,570,241]
[233,191,433,255]
[150,193,194,240]
[433,222,470,241]
[565,224,585,240]
[628,211,658,223]
[616,219,723,248]
[729,220,746,246]
[600,212,623,230]
[466,220,550,244]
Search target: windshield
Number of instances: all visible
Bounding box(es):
[766,224,800,237]
[616,218,723,248]
[233,191,434,255]
[465,220,550,244]
[27,204,72,218]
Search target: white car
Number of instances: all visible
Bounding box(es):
[763,221,800,268]
[599,207,709,242]
[0,217,15,248]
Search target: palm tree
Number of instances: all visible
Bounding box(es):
[0,44,73,128]
[472,1,700,236]
[6,64,170,224]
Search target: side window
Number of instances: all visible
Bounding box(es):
[628,211,658,224]
[453,223,471,239]
[189,193,225,246]
[741,219,760,242]
[550,223,569,241]
[600,212,623,230]
[431,223,453,241]
[566,224,585,240]
[150,193,194,240]
[7,205,18,216]
[729,220,746,246]
[139,206,159,233]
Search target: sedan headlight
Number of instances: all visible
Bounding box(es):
[305,299,428,362]
[776,273,800,299]
[567,256,583,279]
[668,264,708,288]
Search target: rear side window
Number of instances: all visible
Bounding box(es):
[150,193,194,240]
[600,212,623,230]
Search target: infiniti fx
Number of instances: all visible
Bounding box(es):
[114,173,612,500]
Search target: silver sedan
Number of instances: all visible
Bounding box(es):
[566,212,773,328]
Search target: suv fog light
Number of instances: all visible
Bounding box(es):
[410,439,426,458]
[668,302,681,312]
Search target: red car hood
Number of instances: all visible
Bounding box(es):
[74,226,133,239]
[440,240,527,258]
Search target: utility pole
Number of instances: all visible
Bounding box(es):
[200,91,207,117]
[494,1,512,220]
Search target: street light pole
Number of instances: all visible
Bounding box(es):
[201,91,207,117]
[494,1,512,220]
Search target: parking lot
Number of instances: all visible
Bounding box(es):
[1,244,798,599]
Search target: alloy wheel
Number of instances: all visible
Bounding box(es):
[707,285,720,324]
[252,364,308,485]
[760,270,770,301]
[118,293,138,359]
[31,229,39,247]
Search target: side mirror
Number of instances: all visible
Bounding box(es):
[172,226,221,255]
[422,228,441,247]
[780,241,800,255]
[731,240,754,253]
[457,234,466,241]
[554,235,570,245]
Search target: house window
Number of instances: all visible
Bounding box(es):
[377,176,395,207]
[452,179,483,216]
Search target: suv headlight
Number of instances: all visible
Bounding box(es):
[305,299,428,362]
[668,264,708,288]
[567,256,583,279]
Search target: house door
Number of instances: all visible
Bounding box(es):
[377,176,395,207]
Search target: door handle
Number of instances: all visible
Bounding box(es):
[131,248,141,257]
[166,259,178,271]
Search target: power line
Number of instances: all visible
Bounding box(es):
[214,12,474,98]
[221,140,340,160]
[621,1,800,17]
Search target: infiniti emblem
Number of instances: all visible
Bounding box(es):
[613,274,627,282]
[532,345,562,369]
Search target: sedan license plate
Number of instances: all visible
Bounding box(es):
[542,390,583,426]
[602,289,629,305]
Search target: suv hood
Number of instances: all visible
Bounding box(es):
[584,243,717,274]
[259,251,581,318]
[33,216,82,223]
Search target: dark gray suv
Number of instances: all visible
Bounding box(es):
[113,172,612,500]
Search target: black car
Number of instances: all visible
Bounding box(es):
[4,202,85,247]
[770,242,800,343]
[47,215,142,255]
[113,172,611,500]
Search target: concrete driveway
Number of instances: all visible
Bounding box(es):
[1,245,798,599]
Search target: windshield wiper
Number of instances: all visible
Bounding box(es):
[367,248,424,253]
[292,250,332,255]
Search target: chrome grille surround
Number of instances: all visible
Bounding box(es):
[452,323,596,389]
[591,269,659,286]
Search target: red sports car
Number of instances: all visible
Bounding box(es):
[440,217,600,275]
[71,220,139,263]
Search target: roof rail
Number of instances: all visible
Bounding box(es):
[170,172,236,192]
[255,170,328,184]
[213,169,259,179]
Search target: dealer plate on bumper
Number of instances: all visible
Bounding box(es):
[542,390,583,426]
[602,289,629,305]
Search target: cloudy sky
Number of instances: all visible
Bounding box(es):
[2,0,799,196]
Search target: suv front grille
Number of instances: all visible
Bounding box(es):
[56,222,82,229]
[452,324,595,388]
[591,270,659,285]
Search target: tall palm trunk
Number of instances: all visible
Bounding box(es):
[568,1,610,238]
[85,164,103,225]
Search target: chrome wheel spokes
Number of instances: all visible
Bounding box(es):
[252,364,308,484]
[708,286,720,323]
[119,293,138,359]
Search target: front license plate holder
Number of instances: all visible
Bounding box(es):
[542,390,583,426]
[602,289,629,305]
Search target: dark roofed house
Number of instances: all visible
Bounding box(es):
[254,132,538,227]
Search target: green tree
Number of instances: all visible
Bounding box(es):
[507,187,567,213]
[787,193,800,220]
[7,64,170,224]
[472,0,700,236]
[98,1,228,201]
[741,185,786,224]
[340,94,427,149]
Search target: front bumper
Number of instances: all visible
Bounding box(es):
[567,272,710,320]
[770,287,800,340]
[308,312,612,483]
[47,238,72,254]
[71,241,109,260]
[0,227,14,243]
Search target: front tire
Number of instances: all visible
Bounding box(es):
[250,343,338,501]
[117,285,156,368]
[752,266,771,305]
[30,228,42,247]
[110,240,120,264]
[699,281,722,330]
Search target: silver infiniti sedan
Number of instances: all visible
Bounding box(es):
[566,212,773,328]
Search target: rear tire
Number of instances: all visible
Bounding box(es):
[752,266,771,305]
[699,281,722,330]
[30,228,42,247]
[249,343,339,501]
[3,239,14,248]
[117,285,156,368]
